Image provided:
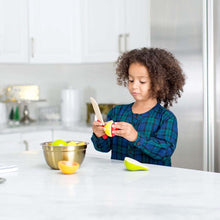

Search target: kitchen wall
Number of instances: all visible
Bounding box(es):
[0,63,133,122]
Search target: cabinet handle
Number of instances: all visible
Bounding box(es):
[118,34,123,54]
[124,33,129,52]
[23,140,29,151]
[31,37,34,58]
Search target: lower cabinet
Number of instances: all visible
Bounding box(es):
[21,130,52,151]
[0,133,23,154]
[0,128,110,158]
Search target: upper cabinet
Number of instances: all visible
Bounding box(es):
[0,0,28,63]
[0,0,150,64]
[81,0,150,62]
[29,0,82,63]
[124,0,150,51]
[81,0,123,62]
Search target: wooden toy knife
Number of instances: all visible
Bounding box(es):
[90,97,108,139]
[90,97,104,125]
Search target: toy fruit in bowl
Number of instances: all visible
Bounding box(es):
[67,141,86,146]
[52,139,67,146]
[41,140,87,169]
[67,141,77,146]
[58,161,79,174]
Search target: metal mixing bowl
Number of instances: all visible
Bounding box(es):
[41,141,87,169]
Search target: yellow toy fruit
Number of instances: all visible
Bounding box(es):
[67,141,77,146]
[76,142,86,146]
[104,121,113,137]
[104,121,118,137]
[124,157,149,171]
[52,139,67,146]
[67,141,86,146]
[58,161,79,174]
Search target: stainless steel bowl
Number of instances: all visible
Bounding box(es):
[41,141,87,169]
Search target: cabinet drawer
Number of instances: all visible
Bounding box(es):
[21,130,52,151]
[0,133,22,154]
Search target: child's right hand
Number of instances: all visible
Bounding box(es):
[92,120,106,138]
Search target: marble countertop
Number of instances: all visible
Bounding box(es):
[0,152,220,220]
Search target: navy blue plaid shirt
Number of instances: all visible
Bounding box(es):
[91,103,178,166]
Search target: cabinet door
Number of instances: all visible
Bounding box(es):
[29,0,81,63]
[125,0,150,50]
[21,130,52,151]
[81,0,123,62]
[0,0,28,63]
[0,133,22,154]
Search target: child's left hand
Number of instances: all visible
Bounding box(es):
[112,122,138,142]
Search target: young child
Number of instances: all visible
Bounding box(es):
[91,48,185,166]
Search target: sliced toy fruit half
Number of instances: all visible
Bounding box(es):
[124,157,149,171]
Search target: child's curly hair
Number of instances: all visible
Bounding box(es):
[116,47,185,108]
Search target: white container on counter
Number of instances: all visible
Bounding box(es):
[61,88,80,124]
[0,103,7,124]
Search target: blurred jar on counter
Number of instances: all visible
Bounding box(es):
[61,88,81,124]
[0,103,7,125]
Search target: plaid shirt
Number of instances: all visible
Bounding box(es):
[91,103,178,166]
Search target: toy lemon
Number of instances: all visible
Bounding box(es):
[104,121,118,138]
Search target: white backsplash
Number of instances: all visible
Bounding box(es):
[0,63,133,122]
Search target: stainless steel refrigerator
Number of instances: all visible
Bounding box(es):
[150,0,220,172]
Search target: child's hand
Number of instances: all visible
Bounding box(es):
[112,122,138,142]
[92,120,106,138]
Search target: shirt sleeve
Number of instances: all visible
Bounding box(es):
[91,108,114,153]
[132,115,178,160]
[91,133,111,152]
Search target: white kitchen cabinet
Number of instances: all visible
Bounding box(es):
[0,128,110,158]
[0,133,23,154]
[81,0,150,63]
[81,0,123,62]
[0,0,150,64]
[0,0,28,63]
[21,130,52,151]
[0,0,81,64]
[29,0,82,63]
[124,0,150,51]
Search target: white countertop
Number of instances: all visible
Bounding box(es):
[1,151,220,220]
[0,121,92,134]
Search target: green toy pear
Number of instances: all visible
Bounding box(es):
[124,157,149,171]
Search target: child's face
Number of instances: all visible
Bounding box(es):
[128,62,152,102]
